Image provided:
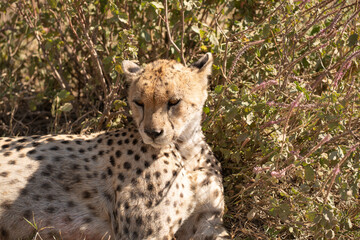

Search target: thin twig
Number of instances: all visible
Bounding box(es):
[164,0,185,65]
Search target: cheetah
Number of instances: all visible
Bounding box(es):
[0,53,229,240]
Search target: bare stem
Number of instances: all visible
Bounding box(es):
[164,0,186,65]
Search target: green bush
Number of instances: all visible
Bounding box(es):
[0,0,359,239]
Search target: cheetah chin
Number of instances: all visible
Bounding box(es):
[0,53,230,240]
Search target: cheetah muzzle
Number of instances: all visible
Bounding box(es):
[0,53,230,240]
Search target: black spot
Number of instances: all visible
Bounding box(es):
[0,172,9,177]
[117,140,123,145]
[61,140,69,144]
[66,147,73,151]
[45,206,56,213]
[122,132,127,136]
[124,162,131,169]
[134,154,140,161]
[116,185,122,192]
[125,139,130,144]
[97,138,103,143]
[164,160,169,165]
[53,156,63,162]
[1,144,9,149]
[132,139,138,145]
[72,164,80,170]
[146,228,153,236]
[64,215,73,223]
[101,173,107,179]
[41,171,51,177]
[146,200,152,208]
[3,152,11,157]
[116,150,122,158]
[47,195,55,201]
[79,148,85,153]
[136,168,143,175]
[7,160,16,165]
[28,149,36,155]
[172,170,177,176]
[82,191,91,198]
[124,202,130,209]
[126,217,131,224]
[118,173,125,181]
[92,155,98,161]
[20,189,28,195]
[98,150,104,156]
[110,156,115,166]
[167,216,171,223]
[75,140,82,145]
[35,155,44,160]
[107,168,113,176]
[15,146,23,151]
[50,146,59,151]
[107,139,113,146]
[104,192,113,202]
[164,152,169,157]
[154,171,161,179]
[145,173,151,180]
[17,138,27,143]
[67,201,76,207]
[141,146,147,153]
[123,226,129,234]
[144,161,150,168]
[147,183,154,191]
[1,227,9,238]
[131,178,138,185]
[136,217,143,226]
[151,154,157,160]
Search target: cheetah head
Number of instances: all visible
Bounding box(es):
[122,53,213,148]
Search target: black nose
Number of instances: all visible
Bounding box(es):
[144,129,164,139]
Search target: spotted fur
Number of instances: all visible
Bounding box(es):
[0,53,229,240]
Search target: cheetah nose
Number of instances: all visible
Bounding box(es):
[144,129,164,139]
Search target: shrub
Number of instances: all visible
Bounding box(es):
[0,0,359,239]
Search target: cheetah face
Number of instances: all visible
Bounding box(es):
[122,53,213,148]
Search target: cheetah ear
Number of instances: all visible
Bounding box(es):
[191,52,213,76]
[122,60,143,81]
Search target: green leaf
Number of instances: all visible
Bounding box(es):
[347,33,358,47]
[118,12,128,24]
[59,103,73,112]
[263,24,270,38]
[304,165,315,181]
[229,84,239,92]
[214,85,223,94]
[203,107,210,114]
[47,0,57,8]
[191,26,200,34]
[140,30,151,42]
[150,1,164,9]
[310,25,321,35]
[209,32,219,46]
[99,0,108,13]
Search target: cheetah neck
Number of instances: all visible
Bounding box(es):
[175,113,206,160]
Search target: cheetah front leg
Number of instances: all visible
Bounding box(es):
[175,168,230,240]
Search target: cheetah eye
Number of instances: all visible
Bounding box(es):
[134,100,144,108]
[168,99,181,108]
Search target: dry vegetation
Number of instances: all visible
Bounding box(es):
[1,0,360,239]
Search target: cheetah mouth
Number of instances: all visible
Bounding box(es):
[140,134,174,148]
